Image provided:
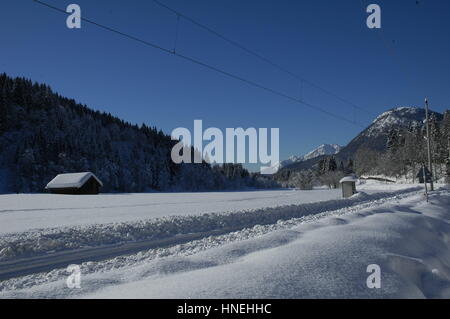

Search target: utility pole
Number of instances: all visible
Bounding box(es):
[447,137,450,184]
[423,165,429,202]
[425,98,434,191]
[448,137,450,164]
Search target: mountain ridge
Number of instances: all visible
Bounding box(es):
[283,106,444,172]
[262,144,342,174]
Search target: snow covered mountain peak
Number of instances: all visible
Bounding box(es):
[277,107,444,171]
[368,107,424,137]
[334,106,444,161]
[303,144,341,161]
[276,144,342,170]
[373,106,421,122]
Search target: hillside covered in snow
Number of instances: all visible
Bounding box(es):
[0,74,276,193]
[337,107,444,160]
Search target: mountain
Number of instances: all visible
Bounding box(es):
[279,144,341,167]
[337,107,443,160]
[283,107,444,172]
[262,144,341,174]
[303,144,341,161]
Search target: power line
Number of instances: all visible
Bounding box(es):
[32,0,366,128]
[151,0,375,116]
[358,0,418,91]
[173,14,181,54]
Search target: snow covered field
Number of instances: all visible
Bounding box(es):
[0,189,342,234]
[0,182,412,235]
[0,182,449,298]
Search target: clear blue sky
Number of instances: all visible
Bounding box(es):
[1,0,449,164]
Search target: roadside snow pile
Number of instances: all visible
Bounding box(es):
[0,187,421,261]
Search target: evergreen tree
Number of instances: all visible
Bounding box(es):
[346,159,354,174]
[328,156,337,172]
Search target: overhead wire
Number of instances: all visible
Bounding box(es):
[151,0,376,116]
[32,0,367,128]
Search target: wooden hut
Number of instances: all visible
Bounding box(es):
[45,172,103,195]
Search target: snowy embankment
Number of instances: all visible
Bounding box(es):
[0,187,420,262]
[0,185,448,298]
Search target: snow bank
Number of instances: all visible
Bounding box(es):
[0,187,421,261]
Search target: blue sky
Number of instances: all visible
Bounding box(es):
[1,0,449,166]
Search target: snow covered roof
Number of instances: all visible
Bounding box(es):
[340,176,358,183]
[46,172,103,189]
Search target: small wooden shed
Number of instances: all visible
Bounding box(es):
[340,175,358,198]
[45,172,103,195]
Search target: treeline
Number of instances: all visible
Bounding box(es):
[354,111,450,182]
[275,156,354,190]
[0,74,279,193]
